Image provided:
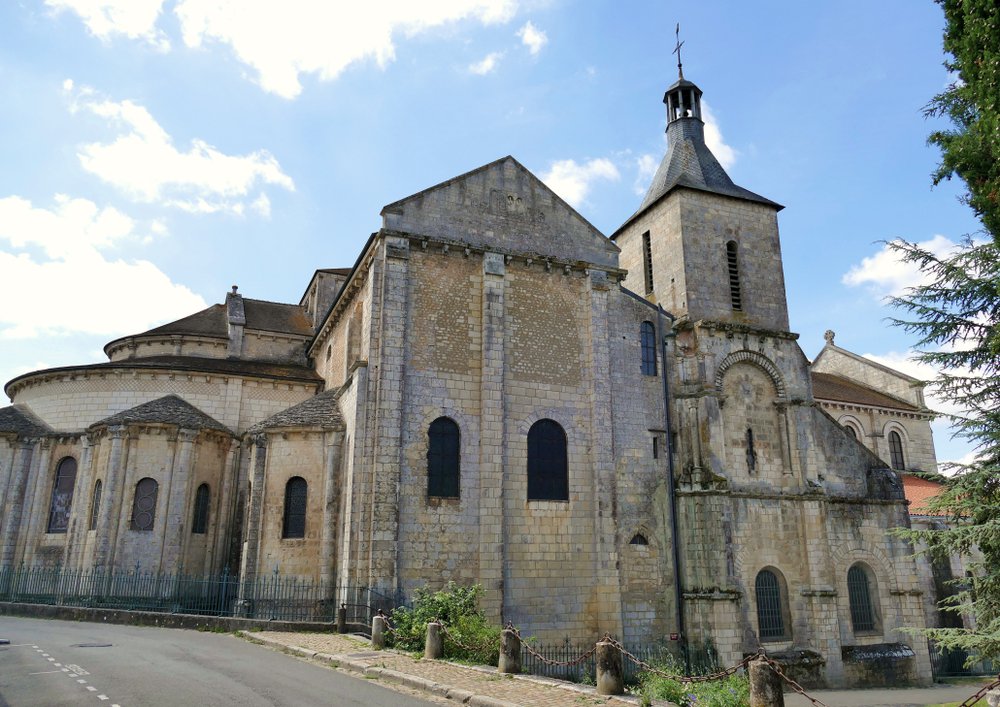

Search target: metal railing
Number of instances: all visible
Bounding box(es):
[929,643,997,678]
[0,564,403,625]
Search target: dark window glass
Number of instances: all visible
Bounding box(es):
[642,231,654,294]
[282,477,307,539]
[89,480,102,531]
[427,417,460,498]
[755,569,787,641]
[47,457,78,533]
[845,425,857,439]
[527,419,568,501]
[191,483,210,534]
[727,241,742,310]
[130,478,159,531]
[848,564,876,633]
[629,534,648,545]
[888,431,905,470]
[746,428,757,472]
[640,321,657,376]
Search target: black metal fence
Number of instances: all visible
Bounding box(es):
[929,643,997,678]
[0,565,403,625]
[520,640,714,684]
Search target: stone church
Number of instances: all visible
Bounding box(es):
[0,70,936,686]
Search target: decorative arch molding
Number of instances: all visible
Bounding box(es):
[714,350,786,398]
[881,420,910,441]
[828,540,901,595]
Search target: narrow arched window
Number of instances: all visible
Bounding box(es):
[191,483,210,534]
[427,417,460,498]
[47,457,78,533]
[888,431,905,470]
[130,478,159,531]
[640,321,657,376]
[89,480,102,531]
[282,477,307,539]
[527,419,568,501]
[726,241,742,311]
[755,568,789,641]
[848,564,878,633]
[845,425,857,439]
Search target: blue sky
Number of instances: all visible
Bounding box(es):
[0,1,980,464]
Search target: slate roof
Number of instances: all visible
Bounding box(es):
[614,114,780,238]
[247,389,343,434]
[120,298,312,341]
[0,405,53,437]
[811,372,920,412]
[90,395,232,434]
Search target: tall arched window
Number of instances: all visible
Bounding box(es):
[427,417,460,498]
[848,563,879,633]
[888,430,905,470]
[640,321,657,376]
[527,419,568,501]
[191,483,210,534]
[47,457,78,533]
[89,480,102,531]
[282,477,307,539]
[755,568,790,641]
[130,478,159,531]
[726,241,742,311]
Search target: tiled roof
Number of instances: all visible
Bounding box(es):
[90,395,232,434]
[901,473,946,516]
[125,299,312,340]
[247,389,343,434]
[0,405,53,437]
[811,372,920,412]
[141,304,228,338]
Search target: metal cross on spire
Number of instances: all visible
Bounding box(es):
[673,23,684,80]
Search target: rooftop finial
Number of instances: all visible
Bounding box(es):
[673,23,684,80]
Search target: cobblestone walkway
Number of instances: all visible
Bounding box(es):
[246,630,650,707]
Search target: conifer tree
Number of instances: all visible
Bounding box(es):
[889,0,1000,662]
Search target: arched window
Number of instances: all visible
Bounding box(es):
[282,477,307,539]
[527,419,568,501]
[640,322,657,376]
[888,430,905,470]
[130,478,159,531]
[629,534,649,546]
[191,483,210,534]
[845,425,857,439]
[726,241,742,311]
[427,417,460,498]
[89,480,102,531]
[848,563,879,633]
[755,568,790,641]
[47,457,78,533]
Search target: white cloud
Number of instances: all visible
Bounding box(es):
[174,0,518,98]
[842,235,960,297]
[69,85,294,215]
[469,51,503,75]
[517,21,547,55]
[634,153,658,196]
[46,0,169,49]
[541,158,620,207]
[0,195,205,339]
[701,101,737,170]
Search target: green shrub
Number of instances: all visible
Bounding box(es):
[637,652,750,707]
[388,582,501,665]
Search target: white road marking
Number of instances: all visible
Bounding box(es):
[86,685,97,692]
[28,670,64,675]
[41,653,49,657]
[78,679,87,684]
[98,695,109,701]
[54,662,61,666]
[47,657,56,661]
[6,643,34,647]
[32,645,38,648]
[35,649,43,652]
[61,668,69,672]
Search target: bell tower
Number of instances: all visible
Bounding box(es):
[613,58,789,333]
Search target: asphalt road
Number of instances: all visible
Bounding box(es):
[0,616,438,706]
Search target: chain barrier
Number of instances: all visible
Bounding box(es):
[603,636,758,684]
[436,618,495,656]
[509,624,598,667]
[375,609,400,638]
[757,654,829,707]
[957,673,1000,707]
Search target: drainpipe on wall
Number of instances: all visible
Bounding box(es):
[657,305,689,674]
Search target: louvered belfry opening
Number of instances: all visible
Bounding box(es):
[726,240,742,310]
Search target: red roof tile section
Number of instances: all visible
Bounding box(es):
[902,473,946,516]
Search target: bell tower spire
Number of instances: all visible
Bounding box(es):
[664,25,702,126]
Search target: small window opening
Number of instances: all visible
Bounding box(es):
[727,241,742,310]
[642,231,654,295]
[652,436,659,459]
[640,321,657,376]
[746,428,757,473]
[629,534,649,546]
[89,479,102,531]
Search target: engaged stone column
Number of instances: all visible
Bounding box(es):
[93,426,128,570]
[162,429,197,573]
[320,432,343,595]
[0,440,36,568]
[237,434,267,613]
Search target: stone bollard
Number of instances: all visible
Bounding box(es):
[749,657,784,707]
[371,614,386,650]
[986,687,1000,707]
[498,627,521,674]
[595,639,624,696]
[336,605,347,634]
[425,622,443,659]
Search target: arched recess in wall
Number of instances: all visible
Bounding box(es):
[838,414,865,441]
[715,351,787,476]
